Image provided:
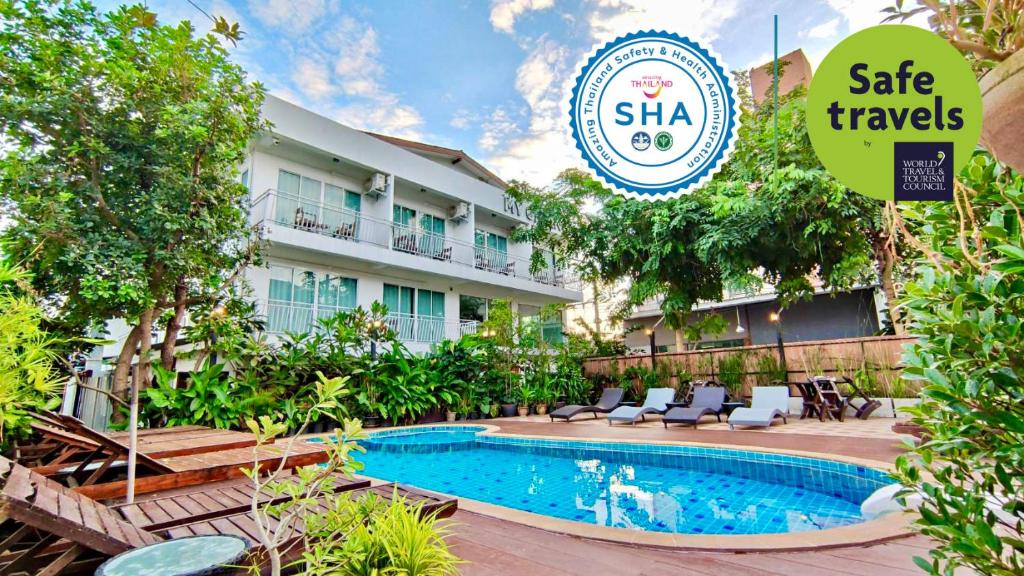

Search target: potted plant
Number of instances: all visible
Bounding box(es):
[885,1,1024,172]
[515,384,533,417]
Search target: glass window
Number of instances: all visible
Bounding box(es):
[459,295,489,322]
[240,169,249,191]
[417,289,445,342]
[276,170,323,228]
[474,230,508,270]
[419,214,446,256]
[383,283,416,340]
[323,184,360,236]
[267,266,355,333]
[317,274,357,320]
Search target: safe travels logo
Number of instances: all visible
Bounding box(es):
[807,25,982,201]
[569,31,739,200]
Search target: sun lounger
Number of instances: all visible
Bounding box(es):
[662,386,726,428]
[0,456,457,575]
[549,387,625,421]
[728,386,790,429]
[606,388,676,426]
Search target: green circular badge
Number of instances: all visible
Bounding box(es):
[807,25,981,201]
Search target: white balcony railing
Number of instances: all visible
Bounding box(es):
[263,301,479,344]
[251,189,579,289]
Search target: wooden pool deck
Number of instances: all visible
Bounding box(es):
[434,415,951,576]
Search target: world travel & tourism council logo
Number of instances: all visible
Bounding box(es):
[569,31,739,200]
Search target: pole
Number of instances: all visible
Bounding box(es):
[648,330,657,370]
[126,379,138,503]
[774,319,787,378]
[773,14,779,176]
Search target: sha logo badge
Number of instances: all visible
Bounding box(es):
[569,31,739,200]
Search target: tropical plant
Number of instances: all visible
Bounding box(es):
[0,1,267,414]
[754,351,787,385]
[884,0,1024,72]
[142,362,280,429]
[302,491,461,576]
[0,257,65,443]
[717,352,748,399]
[892,150,1024,575]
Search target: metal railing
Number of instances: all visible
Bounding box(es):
[262,300,479,343]
[252,189,579,289]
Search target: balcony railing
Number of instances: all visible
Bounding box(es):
[262,300,479,344]
[252,189,579,289]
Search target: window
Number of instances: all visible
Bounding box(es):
[417,289,445,342]
[323,183,361,238]
[474,229,508,271]
[392,204,417,252]
[418,213,446,256]
[317,273,357,320]
[267,265,357,333]
[459,295,489,323]
[383,285,446,342]
[276,170,323,229]
[240,169,249,191]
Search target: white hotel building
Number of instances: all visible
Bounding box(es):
[241,96,583,352]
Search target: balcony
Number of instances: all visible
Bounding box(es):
[252,190,578,289]
[263,300,479,344]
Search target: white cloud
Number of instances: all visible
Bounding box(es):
[478,107,520,152]
[292,58,335,99]
[449,108,476,130]
[490,0,556,35]
[248,0,337,33]
[333,94,424,139]
[825,0,929,33]
[583,0,740,44]
[802,17,840,39]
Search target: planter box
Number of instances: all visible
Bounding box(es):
[981,50,1024,174]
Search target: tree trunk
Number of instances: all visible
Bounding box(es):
[136,308,156,392]
[590,280,602,339]
[111,324,143,424]
[160,282,187,370]
[674,330,685,354]
[874,234,904,335]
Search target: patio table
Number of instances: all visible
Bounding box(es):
[721,401,746,415]
[94,534,249,576]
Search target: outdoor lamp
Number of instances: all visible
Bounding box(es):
[210,305,228,319]
[769,311,780,323]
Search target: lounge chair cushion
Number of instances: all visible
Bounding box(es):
[550,388,624,421]
[607,388,675,424]
[728,386,791,429]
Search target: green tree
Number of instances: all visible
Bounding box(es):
[0,1,267,408]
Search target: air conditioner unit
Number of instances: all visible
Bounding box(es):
[448,202,470,223]
[364,173,388,200]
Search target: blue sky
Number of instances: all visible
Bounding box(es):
[108,0,925,186]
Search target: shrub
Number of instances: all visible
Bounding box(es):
[894,152,1024,575]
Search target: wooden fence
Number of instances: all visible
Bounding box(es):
[582,335,920,398]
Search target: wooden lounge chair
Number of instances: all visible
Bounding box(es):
[549,388,625,422]
[74,440,333,501]
[810,376,849,422]
[25,412,174,487]
[606,388,676,426]
[0,456,457,575]
[835,375,882,419]
[793,380,825,420]
[662,386,726,428]
[728,386,790,429]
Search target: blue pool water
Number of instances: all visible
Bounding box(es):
[331,426,891,535]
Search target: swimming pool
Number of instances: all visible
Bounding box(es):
[338,426,891,536]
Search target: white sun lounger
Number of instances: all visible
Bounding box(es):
[607,388,676,426]
[728,386,790,429]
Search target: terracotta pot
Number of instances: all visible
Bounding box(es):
[535,404,548,415]
[980,50,1024,173]
[517,405,529,417]
[445,411,457,422]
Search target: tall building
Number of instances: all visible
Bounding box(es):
[242,96,583,353]
[749,48,813,105]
